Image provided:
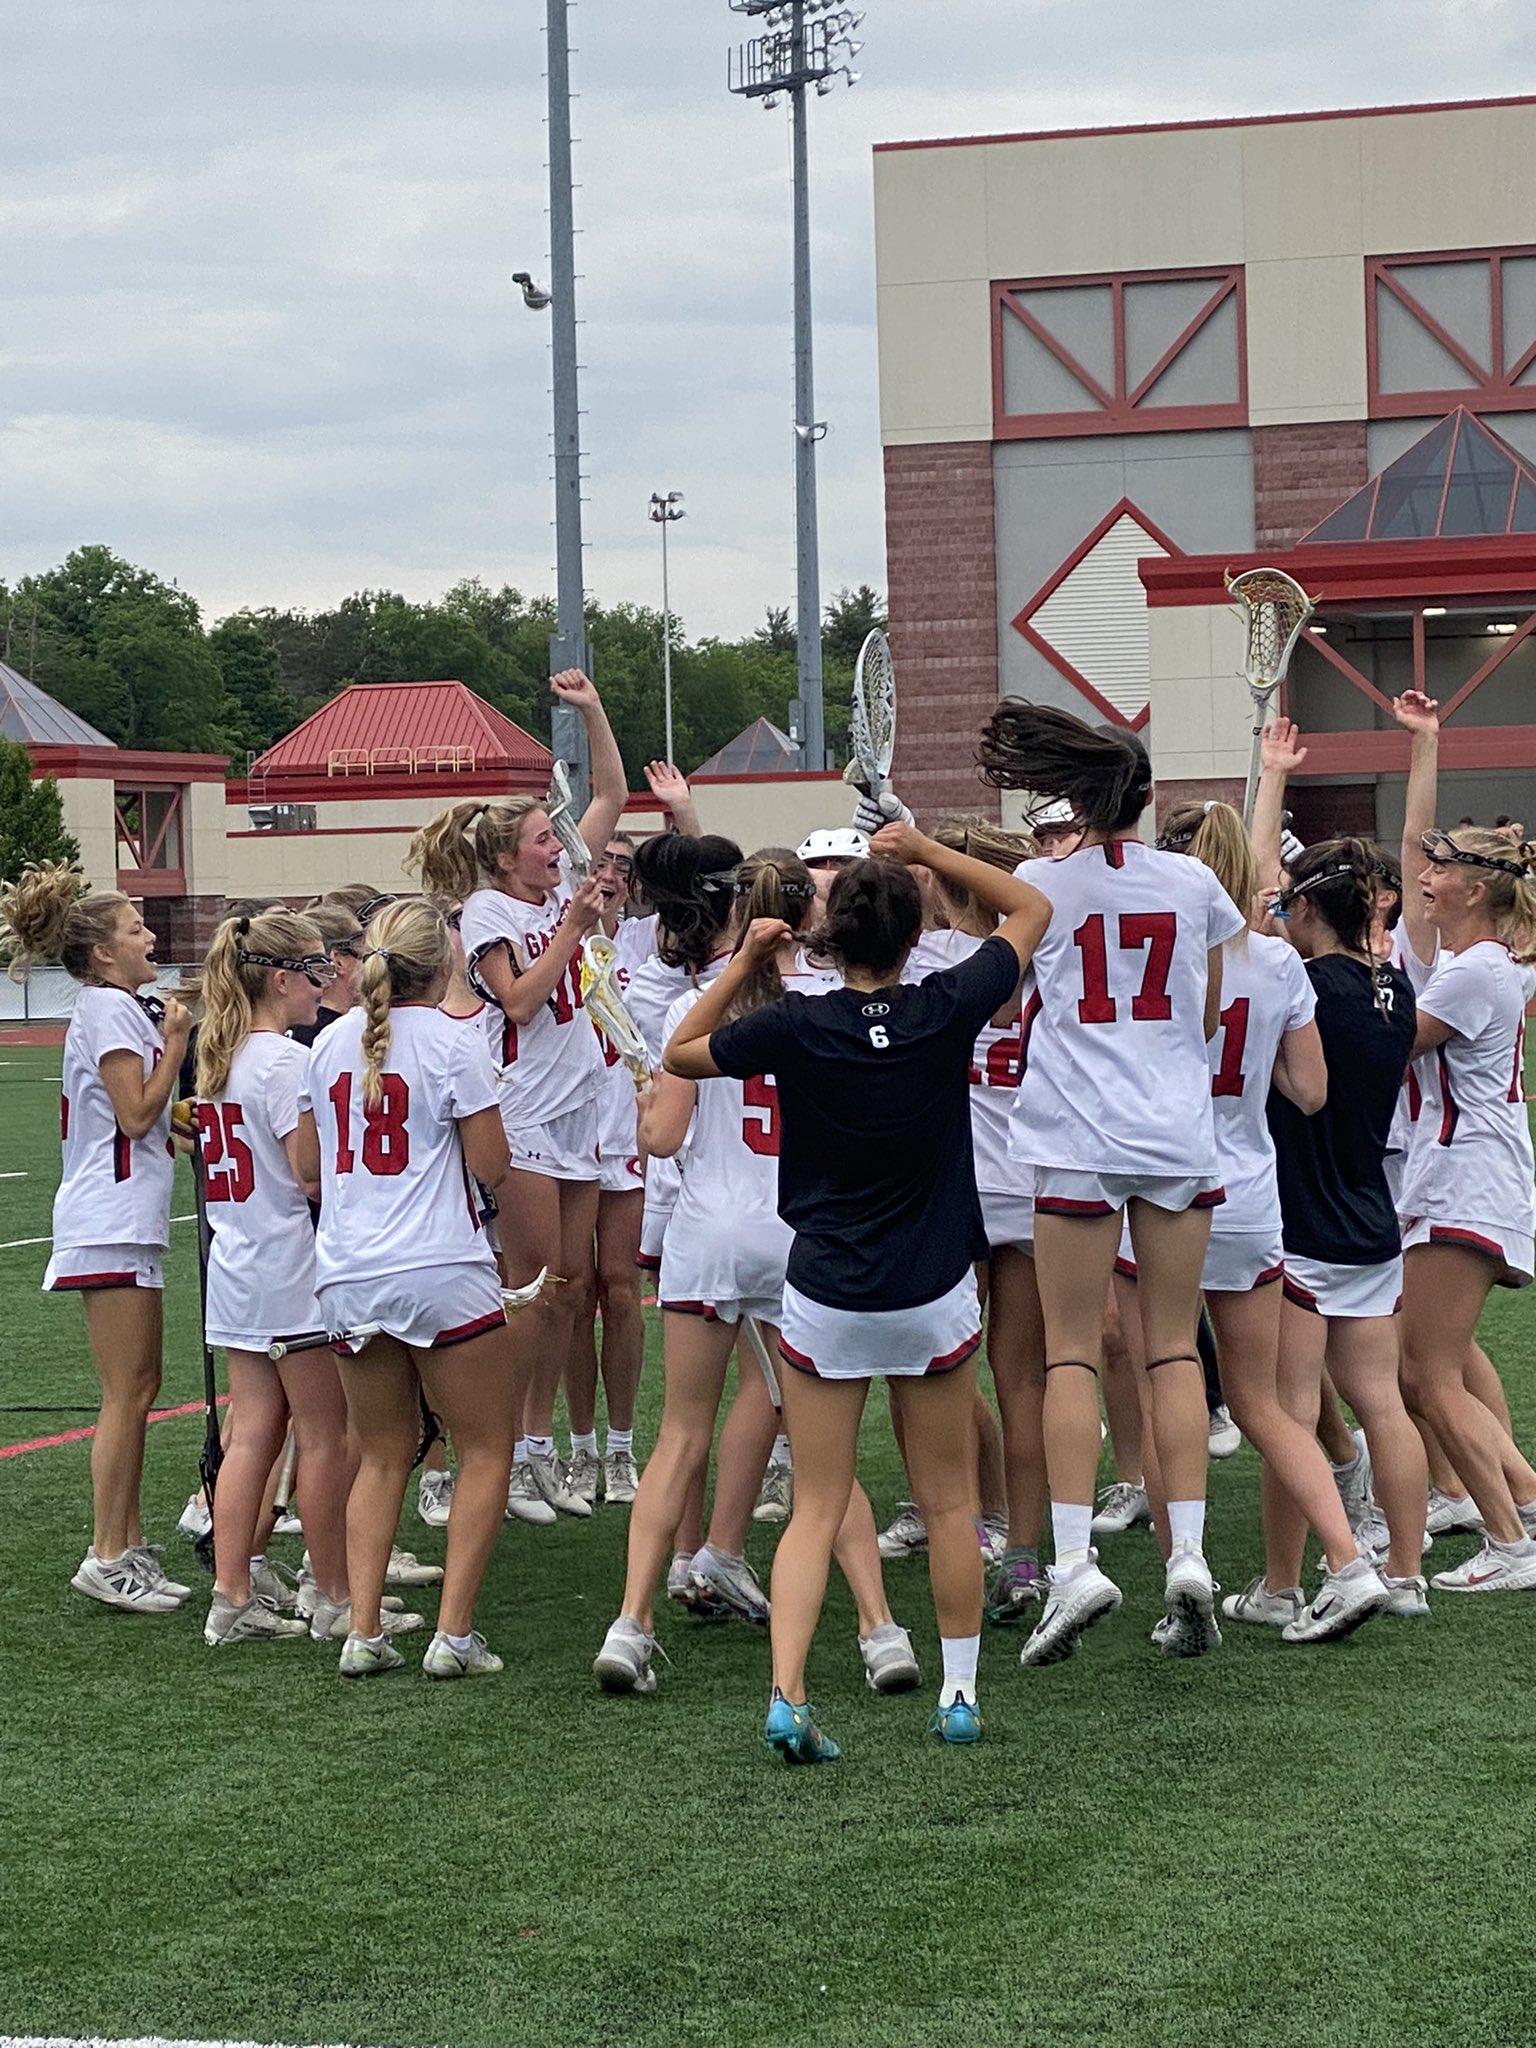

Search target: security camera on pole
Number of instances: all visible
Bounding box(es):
[728,1,866,774]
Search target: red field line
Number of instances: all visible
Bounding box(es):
[1,1394,226,1460]
[0,1024,67,1047]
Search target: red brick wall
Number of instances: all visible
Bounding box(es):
[1252,422,1369,550]
[1154,776,1245,828]
[885,442,1001,823]
[152,895,227,960]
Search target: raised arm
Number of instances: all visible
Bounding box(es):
[551,670,627,859]
[870,821,1051,973]
[1251,717,1307,893]
[1392,690,1440,969]
[472,879,607,1027]
[665,920,788,1080]
[643,760,701,839]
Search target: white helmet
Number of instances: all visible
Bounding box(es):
[1029,798,1077,832]
[797,827,871,863]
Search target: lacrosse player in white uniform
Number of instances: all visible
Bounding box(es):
[193,910,375,1648]
[296,899,517,1681]
[1,862,193,1614]
[410,669,625,1524]
[977,702,1246,1667]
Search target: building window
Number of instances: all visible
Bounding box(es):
[1367,248,1536,419]
[1012,499,1180,729]
[992,266,1246,440]
[115,786,184,875]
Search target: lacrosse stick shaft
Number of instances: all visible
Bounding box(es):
[741,1317,782,1403]
[1241,685,1279,830]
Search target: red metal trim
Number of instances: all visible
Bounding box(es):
[1412,607,1426,694]
[141,789,183,872]
[1366,247,1536,417]
[1287,725,1536,772]
[1141,537,1536,606]
[1375,264,1490,384]
[688,770,844,786]
[116,869,185,897]
[872,94,1536,154]
[225,768,552,806]
[27,746,228,782]
[1434,411,1462,531]
[993,265,1247,440]
[1013,498,1181,730]
[1439,609,1536,719]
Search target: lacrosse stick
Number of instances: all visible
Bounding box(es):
[740,1317,782,1406]
[1226,567,1317,828]
[849,629,897,800]
[190,1129,222,1574]
[546,760,592,882]
[503,1266,558,1311]
[581,935,651,1089]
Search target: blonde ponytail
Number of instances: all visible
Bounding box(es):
[0,862,130,983]
[1159,800,1259,925]
[926,815,1037,933]
[723,848,816,1021]
[196,910,325,1097]
[408,796,544,898]
[358,899,450,1108]
[1443,828,1536,963]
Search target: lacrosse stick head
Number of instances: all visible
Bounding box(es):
[851,630,896,795]
[545,760,592,881]
[581,935,652,1087]
[1225,566,1317,699]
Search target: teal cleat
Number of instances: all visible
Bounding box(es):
[764,1688,841,1766]
[927,1692,984,1745]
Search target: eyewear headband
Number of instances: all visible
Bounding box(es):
[238,949,338,987]
[1419,829,1526,878]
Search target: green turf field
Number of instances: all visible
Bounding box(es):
[2,1040,1534,2048]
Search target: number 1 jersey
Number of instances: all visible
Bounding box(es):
[1008,840,1245,1177]
[301,1007,501,1289]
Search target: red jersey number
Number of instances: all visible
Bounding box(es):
[741,1074,781,1157]
[549,958,585,1027]
[1210,997,1250,1100]
[329,1071,412,1178]
[196,1102,256,1203]
[969,1016,1024,1090]
[1073,912,1178,1026]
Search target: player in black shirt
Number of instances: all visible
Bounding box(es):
[1265,839,1429,1624]
[667,830,1049,1760]
[286,904,365,1048]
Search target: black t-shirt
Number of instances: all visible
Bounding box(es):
[1267,953,1416,1266]
[288,1003,348,1051]
[709,934,1021,1312]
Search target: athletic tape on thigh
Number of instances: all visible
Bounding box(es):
[1145,1352,1199,1372]
[1044,1357,1099,1376]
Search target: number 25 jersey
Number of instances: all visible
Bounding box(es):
[300,1007,501,1290]
[1008,840,1245,1177]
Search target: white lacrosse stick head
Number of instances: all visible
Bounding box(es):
[851,630,896,793]
[546,760,591,880]
[1225,567,1317,697]
[581,935,652,1088]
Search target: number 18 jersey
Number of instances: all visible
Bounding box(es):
[1008,839,1245,1176]
[300,1007,501,1290]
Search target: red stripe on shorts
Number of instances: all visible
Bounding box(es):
[1034,1196,1117,1217]
[1281,1274,1320,1312]
[433,1311,508,1349]
[48,1270,138,1291]
[1427,1226,1504,1259]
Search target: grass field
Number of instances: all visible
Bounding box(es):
[2,1040,1535,2048]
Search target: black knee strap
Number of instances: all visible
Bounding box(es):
[1045,1357,1099,1376]
[1146,1352,1199,1372]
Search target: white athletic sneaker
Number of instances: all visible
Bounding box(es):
[250,1555,301,1611]
[689,1543,770,1626]
[270,1510,304,1538]
[303,1591,425,1642]
[593,1616,659,1694]
[1090,1480,1149,1536]
[1281,1556,1389,1644]
[1382,1573,1430,1617]
[1020,1552,1122,1666]
[976,1514,1009,1567]
[71,1548,182,1614]
[1221,1576,1304,1629]
[752,1460,793,1524]
[859,1621,921,1693]
[1430,1537,1536,1593]
[417,1469,454,1528]
[1207,1405,1242,1459]
[507,1462,558,1526]
[666,1552,694,1603]
[1332,1429,1374,1526]
[566,1448,601,1507]
[877,1501,928,1559]
[204,1591,309,1646]
[1519,1498,1536,1541]
[423,1630,504,1680]
[177,1491,212,1540]
[386,1546,444,1586]
[603,1449,639,1504]
[1426,1490,1483,1537]
[1354,1506,1432,1561]
[528,1449,593,1519]
[1162,1541,1220,1658]
[338,1632,406,1678]
[126,1544,191,1604]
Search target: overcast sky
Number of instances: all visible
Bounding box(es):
[3,1,1533,644]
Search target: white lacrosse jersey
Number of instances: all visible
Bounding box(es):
[460,867,602,1128]
[1008,838,1246,1175]
[1206,932,1316,1235]
[614,911,659,976]
[628,952,705,1064]
[199,1033,322,1341]
[1386,931,1439,1164]
[592,936,640,1164]
[1400,940,1536,1233]
[54,986,175,1251]
[658,985,792,1308]
[301,1006,502,1289]
[907,929,1034,1197]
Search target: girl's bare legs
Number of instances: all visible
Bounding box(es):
[1032,1210,1123,1545]
[212,1352,290,1606]
[82,1288,163,1559]
[1101,1285,1144,1486]
[596,1189,646,1436]
[987,1246,1047,1549]
[892,1359,986,1645]
[1111,1271,1169,1556]
[834,1483,896,1638]
[1125,1201,1212,1519]
[1271,1303,1325,1590]
[770,1371,867,1702]
[415,1328,518,1637]
[1327,1316,1428,1578]
[617,1313,735,1633]
[336,1338,421,1641]
[276,1346,356,1603]
[564,1229,601,1441]
[704,1348,780,1555]
[1315,1373,1358,1466]
[976,1397,1007,1523]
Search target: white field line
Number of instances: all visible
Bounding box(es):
[0,1215,194,1254]
[0,1170,28,1178]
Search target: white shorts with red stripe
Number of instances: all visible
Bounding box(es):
[980,1189,1035,1253]
[778,1272,982,1382]
[1400,1217,1533,1289]
[1282,1254,1403,1319]
[1034,1168,1225,1219]
[600,1151,645,1197]
[507,1099,601,1184]
[1112,1216,1275,1291]
[43,1243,163,1292]
[659,1292,783,1329]
[318,1258,506,1354]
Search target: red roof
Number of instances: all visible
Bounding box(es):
[251,680,551,785]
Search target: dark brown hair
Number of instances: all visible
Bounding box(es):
[817,859,923,978]
[978,700,1152,834]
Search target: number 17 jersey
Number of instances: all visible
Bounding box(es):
[1008,840,1245,1176]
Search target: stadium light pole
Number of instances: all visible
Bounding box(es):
[728,1,865,773]
[648,492,686,765]
[545,0,592,804]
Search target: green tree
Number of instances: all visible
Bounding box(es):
[208,613,298,761]
[0,738,80,884]
[822,584,887,667]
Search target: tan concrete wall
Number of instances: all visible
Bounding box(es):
[56,778,117,894]
[1146,603,1256,787]
[182,780,230,899]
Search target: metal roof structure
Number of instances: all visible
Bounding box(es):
[249,679,551,784]
[1302,408,1536,544]
[0,661,116,748]
[692,716,800,778]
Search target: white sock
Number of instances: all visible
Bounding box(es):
[250,1554,266,1571]
[514,1438,529,1464]
[445,1630,475,1653]
[771,1432,792,1469]
[1330,1445,1364,1475]
[570,1430,597,1457]
[1168,1499,1206,1552]
[607,1428,634,1455]
[1051,1502,1094,1568]
[525,1433,554,1459]
[939,1633,980,1705]
[1493,1533,1536,1557]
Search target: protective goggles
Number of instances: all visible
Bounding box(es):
[239,949,338,989]
[1269,862,1357,918]
[594,851,634,878]
[355,893,398,924]
[1419,829,1525,878]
